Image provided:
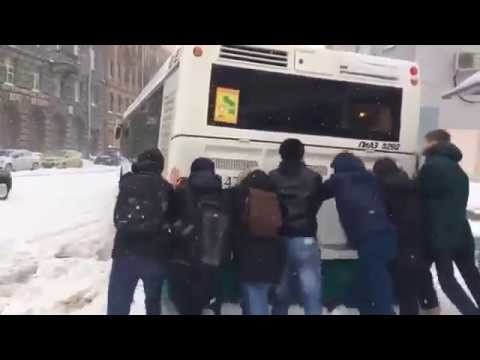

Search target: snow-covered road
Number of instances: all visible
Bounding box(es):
[0,165,479,315]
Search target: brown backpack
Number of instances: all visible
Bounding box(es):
[243,188,282,239]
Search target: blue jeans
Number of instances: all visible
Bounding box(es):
[272,237,322,315]
[349,232,397,315]
[107,255,166,315]
[242,282,273,315]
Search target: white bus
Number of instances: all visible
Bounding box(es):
[121,45,421,261]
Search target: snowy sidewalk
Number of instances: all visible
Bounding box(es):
[0,168,478,314]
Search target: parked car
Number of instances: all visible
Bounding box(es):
[42,150,83,169]
[94,149,121,166]
[0,149,38,172]
[0,170,12,200]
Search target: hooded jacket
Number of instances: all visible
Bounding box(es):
[112,159,174,261]
[269,161,324,238]
[323,154,394,248]
[419,143,469,250]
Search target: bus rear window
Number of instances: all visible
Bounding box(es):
[207,64,402,142]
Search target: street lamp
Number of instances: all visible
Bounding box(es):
[442,71,480,99]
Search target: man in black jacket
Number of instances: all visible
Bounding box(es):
[107,148,174,315]
[373,158,439,315]
[269,139,323,315]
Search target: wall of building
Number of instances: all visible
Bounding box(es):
[448,129,480,178]
[103,45,170,149]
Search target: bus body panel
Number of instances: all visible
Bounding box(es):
[124,45,422,260]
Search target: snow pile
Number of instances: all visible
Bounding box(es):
[0,166,118,315]
[2,258,109,315]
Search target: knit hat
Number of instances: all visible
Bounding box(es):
[190,157,215,174]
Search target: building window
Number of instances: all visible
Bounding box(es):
[110,60,114,79]
[32,72,40,92]
[74,80,80,102]
[109,93,114,112]
[73,45,80,56]
[132,69,136,90]
[53,77,61,97]
[118,64,122,83]
[56,45,62,51]
[5,58,15,85]
[138,67,142,88]
[118,95,123,113]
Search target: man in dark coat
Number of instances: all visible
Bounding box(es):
[419,129,480,315]
[169,158,231,315]
[373,158,439,315]
[231,169,286,315]
[107,148,175,315]
[322,152,397,315]
[269,139,323,315]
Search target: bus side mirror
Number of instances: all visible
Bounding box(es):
[114,126,122,140]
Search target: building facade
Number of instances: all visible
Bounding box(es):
[0,45,107,155]
[103,45,170,149]
[328,45,480,177]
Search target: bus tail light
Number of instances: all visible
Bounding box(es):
[411,78,419,86]
[409,66,418,76]
[193,46,203,57]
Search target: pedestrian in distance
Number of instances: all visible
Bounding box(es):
[169,158,231,315]
[373,158,439,315]
[322,152,397,315]
[231,169,285,315]
[107,148,175,315]
[269,139,324,315]
[419,129,480,315]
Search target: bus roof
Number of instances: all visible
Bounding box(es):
[124,45,416,120]
[123,52,174,120]
[123,45,328,120]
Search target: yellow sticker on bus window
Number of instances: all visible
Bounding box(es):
[214,87,240,124]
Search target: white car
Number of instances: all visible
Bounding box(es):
[0,149,39,172]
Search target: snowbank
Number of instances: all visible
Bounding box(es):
[0,166,118,315]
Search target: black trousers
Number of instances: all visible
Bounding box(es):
[432,225,480,315]
[391,253,438,315]
[169,262,219,315]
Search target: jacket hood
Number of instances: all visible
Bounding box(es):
[188,170,222,192]
[241,169,275,192]
[425,143,463,163]
[331,153,366,174]
[132,160,163,174]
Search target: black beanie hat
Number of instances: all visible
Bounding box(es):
[137,148,164,171]
[191,157,215,173]
[279,138,305,161]
[372,158,399,177]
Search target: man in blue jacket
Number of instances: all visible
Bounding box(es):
[322,152,397,315]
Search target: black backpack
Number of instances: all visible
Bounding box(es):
[114,172,168,234]
[175,189,230,267]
